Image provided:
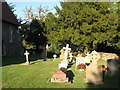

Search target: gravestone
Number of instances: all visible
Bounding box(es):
[98,52,119,61]
[60,49,65,59]
[107,59,119,75]
[63,44,71,60]
[21,51,30,65]
[53,54,57,60]
[59,59,68,69]
[76,57,86,67]
[85,60,103,84]
[90,50,100,61]
[51,69,68,82]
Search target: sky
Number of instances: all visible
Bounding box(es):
[5,0,119,19]
[6,0,61,19]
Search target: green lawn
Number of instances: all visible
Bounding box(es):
[2,55,119,88]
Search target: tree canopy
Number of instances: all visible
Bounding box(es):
[45,2,119,52]
[19,1,120,53]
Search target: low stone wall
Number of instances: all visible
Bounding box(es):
[97,52,120,61]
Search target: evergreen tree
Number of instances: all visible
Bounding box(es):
[45,2,118,52]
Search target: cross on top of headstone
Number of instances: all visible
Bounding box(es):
[90,50,100,61]
[24,51,30,63]
[63,44,71,50]
[63,44,71,60]
[86,52,90,56]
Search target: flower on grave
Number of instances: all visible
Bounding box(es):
[101,65,107,71]
[77,64,86,69]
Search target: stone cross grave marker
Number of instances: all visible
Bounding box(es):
[63,44,71,60]
[24,51,30,63]
[89,50,100,62]
[53,54,57,60]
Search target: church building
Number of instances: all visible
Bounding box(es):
[2,2,23,57]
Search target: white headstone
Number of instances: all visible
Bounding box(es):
[59,63,68,69]
[63,44,71,60]
[76,57,85,67]
[24,51,30,63]
[59,59,68,69]
[85,52,91,63]
[53,54,57,59]
[84,57,91,63]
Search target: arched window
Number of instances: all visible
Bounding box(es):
[9,26,13,42]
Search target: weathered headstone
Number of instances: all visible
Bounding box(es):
[63,44,71,60]
[85,60,103,84]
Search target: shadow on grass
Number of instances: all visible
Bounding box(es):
[67,62,75,69]
[2,54,42,66]
[86,72,120,88]
[67,70,75,83]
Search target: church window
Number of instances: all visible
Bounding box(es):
[9,26,13,42]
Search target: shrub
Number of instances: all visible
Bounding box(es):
[47,44,61,55]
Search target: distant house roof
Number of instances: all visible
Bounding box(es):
[2,2,20,26]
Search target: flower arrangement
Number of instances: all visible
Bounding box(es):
[101,65,107,71]
[77,63,86,70]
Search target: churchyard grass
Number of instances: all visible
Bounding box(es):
[2,55,119,88]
